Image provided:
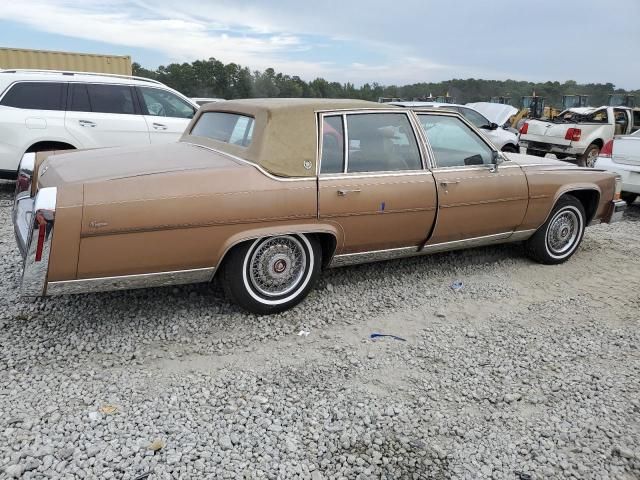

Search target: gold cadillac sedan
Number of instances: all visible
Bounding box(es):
[13,99,626,314]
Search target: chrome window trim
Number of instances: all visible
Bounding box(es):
[329,229,536,268]
[47,267,216,296]
[319,170,433,181]
[182,142,315,182]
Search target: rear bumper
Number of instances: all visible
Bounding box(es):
[519,140,583,156]
[12,152,57,296]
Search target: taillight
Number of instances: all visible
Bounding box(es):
[519,123,528,134]
[600,139,614,158]
[565,128,581,141]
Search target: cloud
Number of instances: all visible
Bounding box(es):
[1,0,638,87]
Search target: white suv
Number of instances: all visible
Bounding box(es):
[0,69,198,179]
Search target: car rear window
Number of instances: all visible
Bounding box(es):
[0,82,66,110]
[190,112,254,147]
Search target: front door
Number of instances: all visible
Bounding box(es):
[416,112,528,244]
[136,86,197,143]
[318,111,438,253]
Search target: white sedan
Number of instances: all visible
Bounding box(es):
[595,130,640,205]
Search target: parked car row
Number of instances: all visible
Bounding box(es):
[0,69,198,179]
[11,98,625,314]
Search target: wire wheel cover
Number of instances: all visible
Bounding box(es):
[547,209,580,255]
[248,236,307,297]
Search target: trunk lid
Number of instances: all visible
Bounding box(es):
[612,136,640,166]
[37,142,244,188]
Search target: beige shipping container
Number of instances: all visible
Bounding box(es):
[0,47,132,75]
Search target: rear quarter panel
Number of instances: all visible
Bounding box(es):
[74,166,337,278]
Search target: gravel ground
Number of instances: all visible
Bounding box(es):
[0,179,639,479]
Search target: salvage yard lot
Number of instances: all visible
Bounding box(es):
[0,180,638,479]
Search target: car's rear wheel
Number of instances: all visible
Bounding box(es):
[221,234,321,314]
[525,195,586,265]
[621,192,637,205]
[577,144,600,168]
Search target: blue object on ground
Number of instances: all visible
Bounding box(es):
[370,333,406,341]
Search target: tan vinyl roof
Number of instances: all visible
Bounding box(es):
[181,98,394,177]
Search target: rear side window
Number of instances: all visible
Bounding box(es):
[69,84,91,112]
[191,112,254,147]
[0,82,66,110]
[346,113,422,172]
[87,84,135,115]
[320,115,345,174]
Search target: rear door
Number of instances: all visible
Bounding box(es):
[417,112,528,243]
[136,86,196,143]
[318,111,437,253]
[65,83,150,148]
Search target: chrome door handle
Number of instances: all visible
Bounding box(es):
[79,120,96,127]
[337,189,362,196]
[439,180,460,186]
[152,123,168,130]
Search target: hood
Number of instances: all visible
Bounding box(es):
[38,142,243,187]
[466,102,518,126]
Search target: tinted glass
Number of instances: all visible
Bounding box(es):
[138,86,195,119]
[321,115,345,174]
[418,114,493,167]
[191,112,254,147]
[87,84,135,114]
[69,83,91,112]
[1,82,65,110]
[346,113,421,173]
[458,107,490,128]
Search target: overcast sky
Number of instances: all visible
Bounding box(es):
[1,0,638,88]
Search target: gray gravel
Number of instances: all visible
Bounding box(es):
[1,179,639,479]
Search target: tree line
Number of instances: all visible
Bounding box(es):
[133,59,639,108]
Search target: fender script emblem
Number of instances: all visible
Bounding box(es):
[89,221,109,228]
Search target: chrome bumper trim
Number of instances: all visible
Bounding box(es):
[46,267,216,296]
[19,188,57,296]
[607,200,626,223]
[12,152,57,297]
[329,230,536,268]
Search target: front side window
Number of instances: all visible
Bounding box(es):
[320,115,345,174]
[418,114,494,167]
[87,84,135,115]
[0,82,65,110]
[345,113,422,173]
[190,112,254,147]
[138,86,195,119]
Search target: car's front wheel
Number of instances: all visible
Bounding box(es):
[221,234,321,314]
[525,195,586,265]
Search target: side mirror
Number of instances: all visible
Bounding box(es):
[491,151,504,168]
[480,123,499,131]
